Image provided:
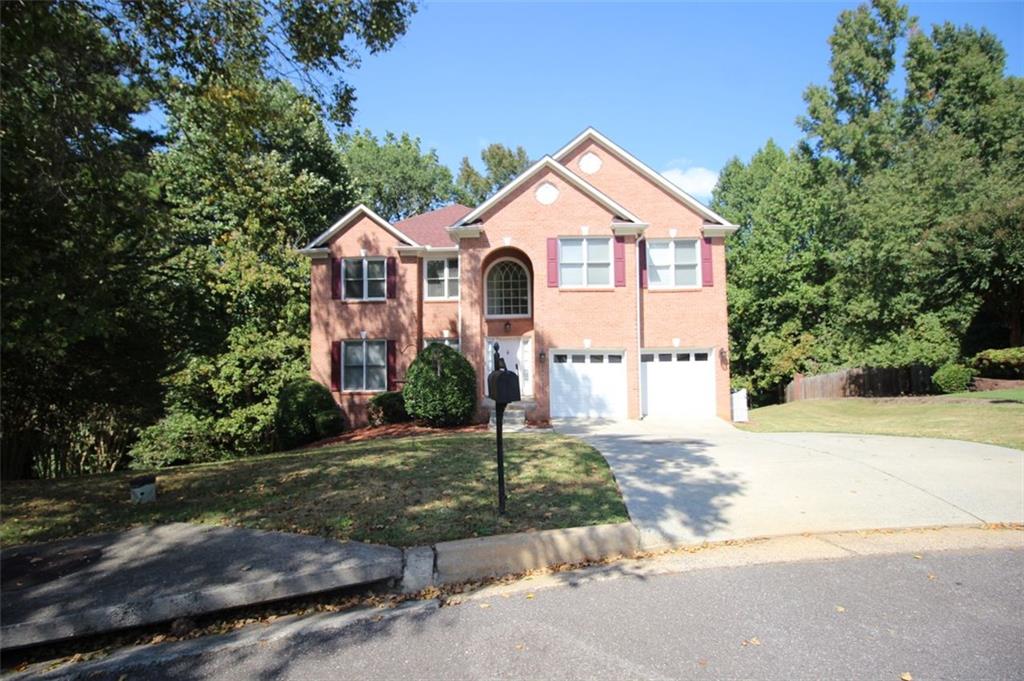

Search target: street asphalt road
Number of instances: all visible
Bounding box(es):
[73,546,1023,681]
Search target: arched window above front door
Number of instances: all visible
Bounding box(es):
[486,259,530,318]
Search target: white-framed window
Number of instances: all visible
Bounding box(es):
[342,340,387,391]
[424,257,459,300]
[559,237,612,287]
[343,257,386,300]
[647,239,700,289]
[424,338,461,352]
[485,258,530,318]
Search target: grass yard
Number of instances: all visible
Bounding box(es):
[0,432,628,548]
[738,395,1024,450]
[949,388,1024,402]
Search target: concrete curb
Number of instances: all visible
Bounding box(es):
[433,522,640,584]
[2,547,402,650]
[13,599,440,681]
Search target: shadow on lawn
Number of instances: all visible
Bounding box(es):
[0,433,625,549]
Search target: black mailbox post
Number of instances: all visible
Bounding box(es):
[487,343,521,514]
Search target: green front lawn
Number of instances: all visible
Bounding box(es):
[737,396,1024,450]
[1,432,628,548]
[950,388,1024,402]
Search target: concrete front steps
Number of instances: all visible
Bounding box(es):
[484,398,536,433]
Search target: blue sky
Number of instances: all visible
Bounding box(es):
[342,1,1023,201]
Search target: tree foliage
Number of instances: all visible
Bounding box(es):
[455,143,532,206]
[719,0,1023,402]
[340,130,455,221]
[95,0,416,123]
[0,1,168,478]
[1,0,414,478]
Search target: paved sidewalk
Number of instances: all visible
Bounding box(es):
[1,524,402,649]
[556,418,1024,549]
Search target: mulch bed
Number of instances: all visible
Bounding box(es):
[302,422,489,449]
[972,377,1024,391]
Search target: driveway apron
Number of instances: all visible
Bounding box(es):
[555,418,1024,550]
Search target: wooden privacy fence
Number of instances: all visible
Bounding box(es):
[785,366,934,402]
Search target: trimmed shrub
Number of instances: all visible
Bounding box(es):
[314,409,345,439]
[403,344,477,426]
[971,347,1024,380]
[932,363,975,394]
[131,410,223,468]
[274,378,344,450]
[368,391,410,426]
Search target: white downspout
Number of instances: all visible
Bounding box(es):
[635,235,644,419]
[457,249,463,348]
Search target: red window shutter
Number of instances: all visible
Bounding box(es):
[613,236,626,287]
[386,340,397,391]
[330,341,341,391]
[546,238,558,287]
[331,258,341,300]
[386,257,397,299]
[638,240,648,289]
[701,237,714,287]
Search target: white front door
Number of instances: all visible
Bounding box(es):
[485,336,533,397]
[641,349,716,418]
[549,350,628,419]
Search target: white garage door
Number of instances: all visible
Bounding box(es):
[641,349,715,418]
[550,351,627,419]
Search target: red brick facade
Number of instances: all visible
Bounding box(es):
[305,129,735,427]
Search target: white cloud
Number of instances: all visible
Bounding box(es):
[661,166,719,203]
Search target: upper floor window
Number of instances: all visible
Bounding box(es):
[486,259,530,318]
[559,237,611,287]
[425,257,459,300]
[647,239,700,289]
[343,257,386,300]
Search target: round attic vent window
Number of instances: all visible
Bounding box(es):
[579,152,602,174]
[535,181,559,205]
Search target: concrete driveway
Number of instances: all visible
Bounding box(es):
[555,418,1024,550]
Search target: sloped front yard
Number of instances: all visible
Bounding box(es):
[1,432,628,548]
[738,394,1024,450]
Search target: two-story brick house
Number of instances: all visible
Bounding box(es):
[300,128,737,427]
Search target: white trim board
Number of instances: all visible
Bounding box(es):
[305,204,420,249]
[553,127,737,232]
[452,156,643,228]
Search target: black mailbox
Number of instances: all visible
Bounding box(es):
[486,343,520,515]
[488,369,521,404]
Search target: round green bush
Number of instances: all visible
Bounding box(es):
[402,344,477,426]
[274,378,344,449]
[131,410,223,468]
[368,391,410,426]
[314,409,345,439]
[932,363,975,394]
[971,347,1024,379]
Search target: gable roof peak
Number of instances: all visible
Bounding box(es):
[304,203,420,250]
[452,155,643,228]
[553,128,737,230]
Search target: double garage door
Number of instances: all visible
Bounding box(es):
[549,348,715,419]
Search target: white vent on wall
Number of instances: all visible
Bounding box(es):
[579,152,602,175]
[535,182,559,205]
